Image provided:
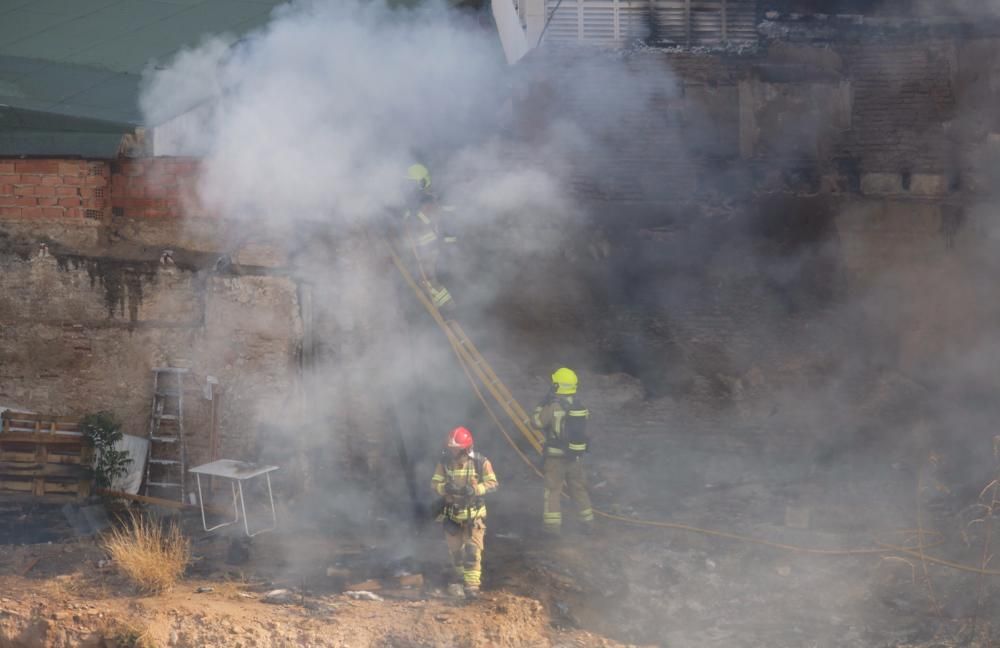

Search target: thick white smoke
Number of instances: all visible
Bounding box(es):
[137,0,591,540]
[141,0,567,227]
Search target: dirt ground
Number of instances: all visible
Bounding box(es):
[1,378,998,648]
[0,532,618,648]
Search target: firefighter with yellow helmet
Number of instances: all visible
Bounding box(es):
[402,163,457,312]
[532,367,594,536]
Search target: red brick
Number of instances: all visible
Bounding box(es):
[145,174,178,191]
[171,158,199,174]
[122,162,144,177]
[0,195,15,206]
[1,184,14,194]
[56,186,78,197]
[0,173,20,184]
[64,207,82,218]
[128,185,147,199]
[58,162,84,176]
[0,207,21,217]
[33,186,55,197]
[15,160,58,174]
[15,196,37,207]
[14,185,34,197]
[21,207,42,218]
[57,197,81,207]
[41,207,63,218]
[85,175,107,187]
[36,197,58,207]
[62,175,83,186]
[19,174,42,184]
[0,162,14,174]
[40,175,61,186]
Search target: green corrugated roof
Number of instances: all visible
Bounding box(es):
[0,0,290,156]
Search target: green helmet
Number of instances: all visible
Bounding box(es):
[405,163,431,191]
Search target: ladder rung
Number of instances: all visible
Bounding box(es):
[147,481,182,488]
[150,436,180,443]
[149,459,181,465]
[156,414,179,421]
[156,390,181,397]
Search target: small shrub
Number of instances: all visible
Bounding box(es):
[98,617,154,648]
[102,511,189,593]
[81,411,132,489]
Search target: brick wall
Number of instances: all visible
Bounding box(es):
[519,33,975,206]
[109,158,201,219]
[0,159,108,220]
[0,157,202,222]
[838,40,957,174]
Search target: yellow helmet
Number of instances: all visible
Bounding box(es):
[551,367,578,395]
[405,163,431,190]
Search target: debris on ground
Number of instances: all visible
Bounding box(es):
[262,589,296,604]
[344,590,384,602]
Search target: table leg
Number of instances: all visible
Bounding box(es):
[197,474,240,532]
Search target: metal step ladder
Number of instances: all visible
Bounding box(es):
[144,367,188,501]
[385,241,545,455]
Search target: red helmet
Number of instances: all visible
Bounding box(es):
[447,426,473,450]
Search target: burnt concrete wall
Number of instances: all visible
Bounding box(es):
[0,238,302,477]
[502,26,1000,402]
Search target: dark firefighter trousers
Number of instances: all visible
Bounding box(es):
[543,455,594,534]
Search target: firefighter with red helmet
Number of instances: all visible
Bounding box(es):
[431,426,498,599]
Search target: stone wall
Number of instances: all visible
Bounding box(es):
[0,247,302,475]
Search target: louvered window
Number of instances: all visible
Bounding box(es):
[542,0,758,47]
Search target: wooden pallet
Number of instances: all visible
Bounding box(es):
[0,411,93,498]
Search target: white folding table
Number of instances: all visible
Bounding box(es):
[188,459,278,537]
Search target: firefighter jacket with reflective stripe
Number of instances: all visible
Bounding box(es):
[403,196,457,248]
[532,395,589,456]
[431,451,498,522]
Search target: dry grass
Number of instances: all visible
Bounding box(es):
[97,617,155,648]
[102,511,190,593]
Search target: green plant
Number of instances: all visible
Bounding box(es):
[81,411,132,489]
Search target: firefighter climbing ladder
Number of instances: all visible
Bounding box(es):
[386,242,543,455]
[385,239,1000,577]
[144,367,188,501]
